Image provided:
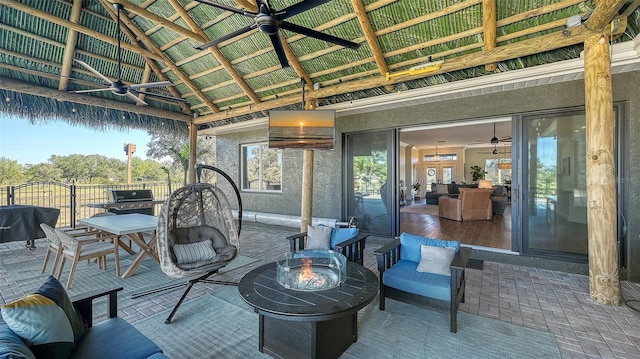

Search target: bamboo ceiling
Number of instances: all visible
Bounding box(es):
[0,0,638,133]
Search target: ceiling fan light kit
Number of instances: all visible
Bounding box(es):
[194,0,361,68]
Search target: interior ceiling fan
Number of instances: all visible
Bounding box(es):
[468,123,512,146]
[72,4,187,106]
[193,0,361,68]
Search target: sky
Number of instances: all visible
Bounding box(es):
[0,115,152,165]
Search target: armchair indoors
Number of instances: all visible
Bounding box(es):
[438,188,492,221]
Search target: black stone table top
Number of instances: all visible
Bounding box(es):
[239,261,378,322]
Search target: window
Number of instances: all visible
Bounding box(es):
[241,143,282,192]
[423,153,457,161]
[485,159,511,184]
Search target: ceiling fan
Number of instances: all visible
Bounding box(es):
[72,4,187,106]
[193,0,361,68]
[468,123,512,146]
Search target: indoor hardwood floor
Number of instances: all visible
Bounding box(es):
[400,198,512,250]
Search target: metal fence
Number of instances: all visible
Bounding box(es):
[2,181,171,227]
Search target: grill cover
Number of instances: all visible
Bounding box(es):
[108,189,153,203]
[0,205,60,243]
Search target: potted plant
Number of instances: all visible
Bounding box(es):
[470,166,487,182]
[411,182,421,198]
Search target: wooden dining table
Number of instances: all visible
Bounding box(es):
[78,213,159,279]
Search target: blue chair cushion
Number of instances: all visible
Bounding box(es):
[382,260,451,302]
[399,232,460,263]
[330,227,359,248]
[71,317,162,359]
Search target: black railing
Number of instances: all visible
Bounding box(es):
[2,181,171,228]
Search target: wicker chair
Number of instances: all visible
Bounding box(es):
[156,165,242,324]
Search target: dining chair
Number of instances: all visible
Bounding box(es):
[40,223,63,277]
[54,228,121,289]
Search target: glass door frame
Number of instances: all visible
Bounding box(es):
[342,128,399,237]
[514,104,626,261]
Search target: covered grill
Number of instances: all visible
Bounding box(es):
[88,189,163,216]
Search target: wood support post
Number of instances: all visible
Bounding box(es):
[483,0,497,71]
[301,149,314,233]
[188,120,197,184]
[583,33,621,305]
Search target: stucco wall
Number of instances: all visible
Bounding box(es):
[215,71,640,280]
[216,128,341,219]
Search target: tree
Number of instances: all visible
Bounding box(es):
[146,129,216,185]
[0,157,25,185]
[24,163,63,182]
[132,158,164,181]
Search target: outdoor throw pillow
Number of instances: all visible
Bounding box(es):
[416,244,456,276]
[1,275,87,359]
[306,225,332,250]
[173,240,217,264]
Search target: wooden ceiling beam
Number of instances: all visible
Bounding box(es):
[622,0,640,16]
[0,0,163,62]
[0,52,179,102]
[483,0,497,72]
[376,0,481,37]
[585,0,627,31]
[58,0,82,91]
[0,76,191,122]
[193,18,627,125]
[350,0,389,82]
[233,0,257,12]
[100,0,217,113]
[99,0,192,113]
[138,63,152,103]
[497,0,585,26]
[183,0,396,85]
[169,0,261,104]
[190,12,570,105]
[106,0,206,43]
[279,33,312,89]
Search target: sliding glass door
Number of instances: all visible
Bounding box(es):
[522,111,588,257]
[344,130,397,236]
[519,106,623,259]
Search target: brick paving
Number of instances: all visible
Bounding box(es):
[1,223,640,359]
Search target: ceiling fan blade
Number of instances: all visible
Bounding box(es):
[71,88,112,94]
[132,89,189,103]
[195,25,256,50]
[278,0,331,20]
[269,34,289,68]
[73,59,113,85]
[126,91,148,106]
[280,21,361,49]
[193,0,255,16]
[128,81,173,90]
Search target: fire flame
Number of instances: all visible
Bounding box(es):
[298,256,326,287]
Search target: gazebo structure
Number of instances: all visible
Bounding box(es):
[1,0,640,304]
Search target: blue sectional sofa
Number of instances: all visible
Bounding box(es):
[374,232,471,333]
[1,276,167,359]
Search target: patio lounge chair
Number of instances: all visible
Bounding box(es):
[156,165,242,324]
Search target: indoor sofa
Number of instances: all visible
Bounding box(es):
[1,275,167,359]
[374,232,471,332]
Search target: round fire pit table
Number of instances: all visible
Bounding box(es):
[239,260,378,359]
